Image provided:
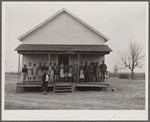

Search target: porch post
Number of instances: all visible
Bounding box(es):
[78,53,79,83]
[48,53,51,63]
[18,53,20,83]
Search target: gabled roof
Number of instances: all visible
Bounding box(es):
[18,8,109,42]
[15,44,112,52]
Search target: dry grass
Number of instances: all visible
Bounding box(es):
[4,75,145,110]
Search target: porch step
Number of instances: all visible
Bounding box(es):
[53,84,73,93]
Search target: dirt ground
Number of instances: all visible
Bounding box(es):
[4,74,145,110]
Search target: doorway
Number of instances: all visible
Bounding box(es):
[58,54,69,66]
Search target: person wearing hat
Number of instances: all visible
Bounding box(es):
[37,63,43,81]
[100,60,107,82]
[27,62,33,82]
[22,65,28,82]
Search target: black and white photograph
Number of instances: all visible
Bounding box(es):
[2,1,148,120]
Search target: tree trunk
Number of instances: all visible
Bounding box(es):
[131,70,134,80]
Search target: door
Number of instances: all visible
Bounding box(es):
[58,54,69,66]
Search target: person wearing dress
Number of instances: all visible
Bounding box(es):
[79,68,84,82]
[68,65,73,82]
[55,66,59,82]
[27,63,33,82]
[64,65,69,82]
[41,70,50,95]
[32,63,37,81]
[100,60,107,82]
[37,63,43,81]
[60,62,64,69]
[79,62,84,72]
[22,65,28,82]
[59,66,64,82]
[50,66,54,83]
[105,71,109,82]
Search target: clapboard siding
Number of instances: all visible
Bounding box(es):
[21,12,105,45]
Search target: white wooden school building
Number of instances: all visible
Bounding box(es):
[15,8,112,92]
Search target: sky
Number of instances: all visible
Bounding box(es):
[3,2,148,73]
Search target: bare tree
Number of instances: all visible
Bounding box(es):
[118,42,144,79]
[113,64,119,73]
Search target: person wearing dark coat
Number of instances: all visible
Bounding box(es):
[22,65,28,82]
[100,60,107,82]
[41,70,50,95]
[95,62,100,82]
[93,62,97,82]
[89,62,94,82]
[84,62,89,82]
[42,63,48,72]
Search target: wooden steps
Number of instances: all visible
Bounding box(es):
[53,83,73,93]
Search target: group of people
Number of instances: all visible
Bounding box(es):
[22,61,108,83]
[79,61,108,82]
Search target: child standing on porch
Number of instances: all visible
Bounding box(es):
[79,68,84,82]
[64,65,69,82]
[68,65,73,82]
[59,66,64,82]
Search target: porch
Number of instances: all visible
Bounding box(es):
[15,44,112,93]
[16,81,109,93]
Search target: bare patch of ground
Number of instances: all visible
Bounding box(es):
[4,75,145,110]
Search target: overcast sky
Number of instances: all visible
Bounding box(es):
[3,2,148,73]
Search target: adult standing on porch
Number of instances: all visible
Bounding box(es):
[32,63,37,81]
[37,63,43,81]
[95,62,100,82]
[79,61,84,82]
[22,65,28,82]
[89,62,94,82]
[100,60,107,82]
[27,62,33,82]
[74,64,78,82]
[42,63,48,72]
[84,62,89,82]
[48,62,52,76]
[79,62,84,71]
[93,62,97,82]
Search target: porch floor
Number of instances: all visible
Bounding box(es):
[17,81,109,87]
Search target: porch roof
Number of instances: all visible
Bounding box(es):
[15,44,112,53]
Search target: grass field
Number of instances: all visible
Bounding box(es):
[4,74,145,110]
